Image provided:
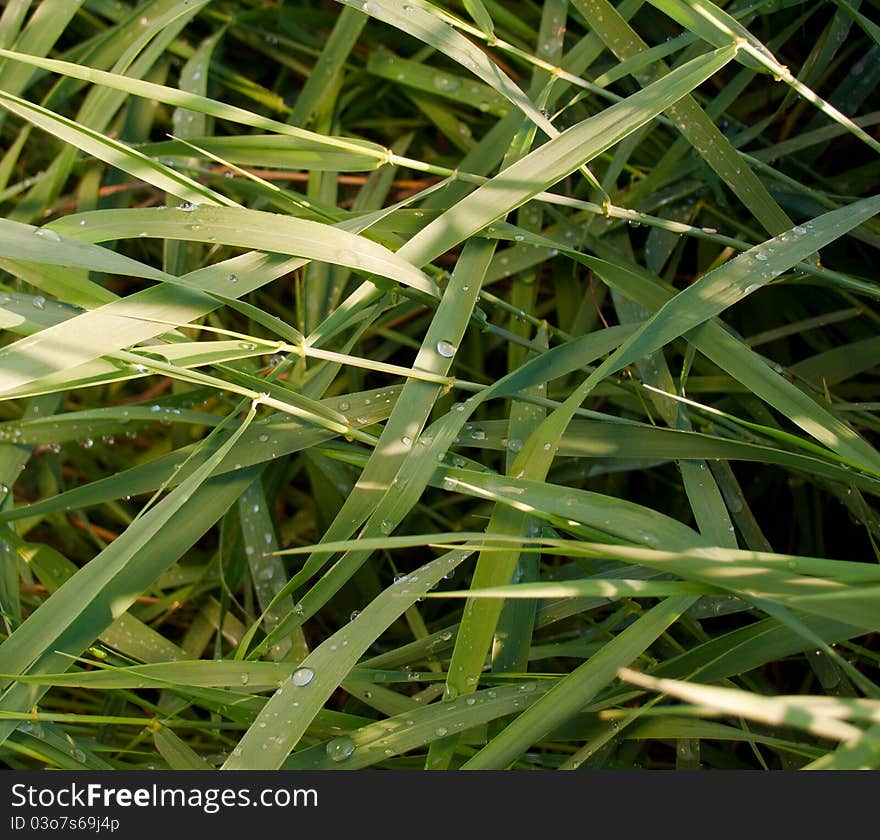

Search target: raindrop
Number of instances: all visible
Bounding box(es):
[754,252,768,262]
[434,76,460,92]
[227,274,239,284]
[401,436,412,446]
[292,667,315,687]
[34,228,61,243]
[240,673,250,686]
[80,438,94,449]
[471,429,486,441]
[435,726,449,737]
[32,296,46,310]
[792,225,807,236]
[179,201,198,211]
[436,340,457,358]
[325,736,356,762]
[349,610,361,621]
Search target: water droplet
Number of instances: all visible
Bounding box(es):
[179,201,198,211]
[755,252,768,261]
[32,296,46,310]
[240,673,250,685]
[792,225,807,236]
[349,610,361,621]
[436,340,457,358]
[401,436,412,446]
[292,667,314,687]
[339,401,350,411]
[325,736,356,762]
[434,75,460,92]
[435,726,448,737]
[34,228,61,243]
[79,438,93,449]
[227,274,239,284]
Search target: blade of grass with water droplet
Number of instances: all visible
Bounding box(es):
[462,596,696,768]
[573,0,793,237]
[0,88,233,207]
[0,402,260,746]
[398,45,735,266]
[0,46,391,164]
[644,0,880,154]
[0,388,394,522]
[221,548,473,769]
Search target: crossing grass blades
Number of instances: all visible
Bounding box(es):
[0,0,879,770]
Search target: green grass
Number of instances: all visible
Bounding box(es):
[0,0,878,771]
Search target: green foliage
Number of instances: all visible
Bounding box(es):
[0,0,878,770]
